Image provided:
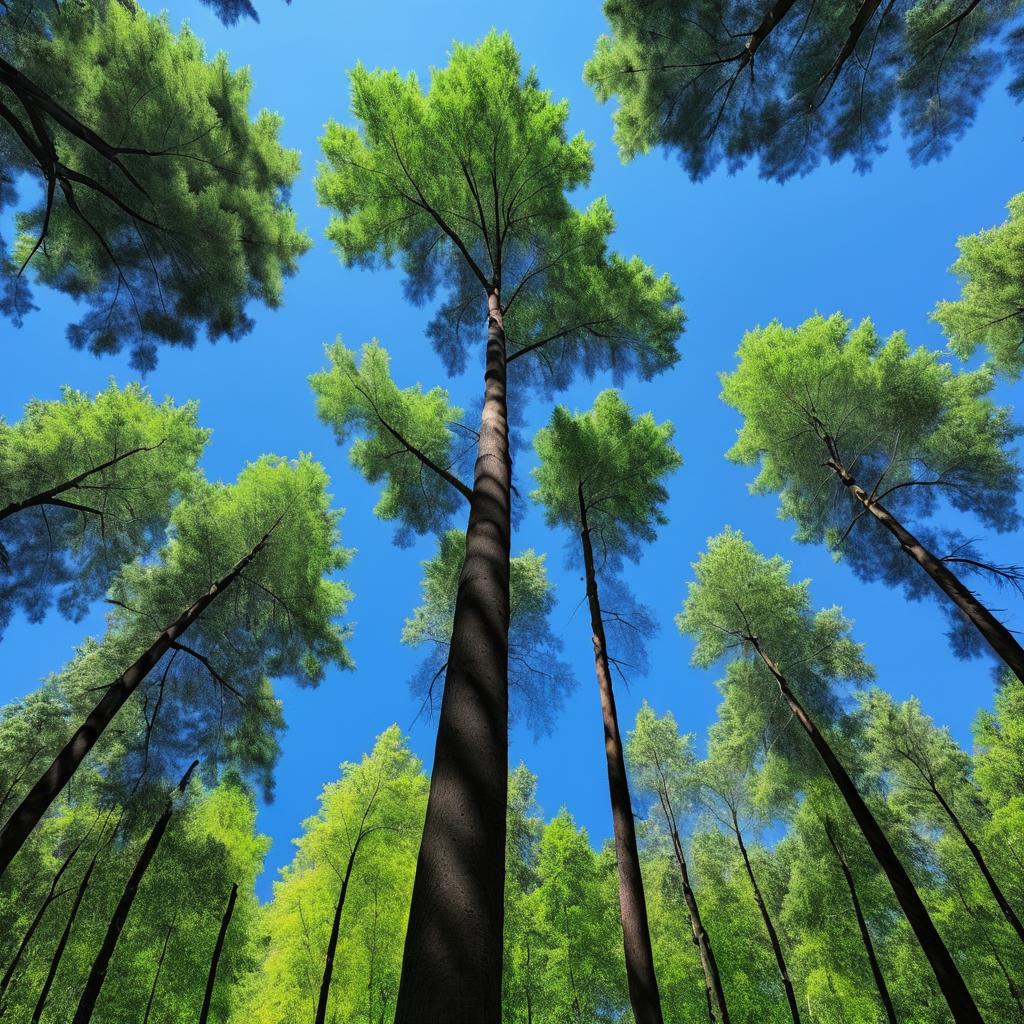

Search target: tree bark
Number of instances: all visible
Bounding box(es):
[315,843,359,1024]
[199,882,238,1024]
[579,481,664,1024]
[824,447,1024,684]
[0,520,279,877]
[822,819,898,1024]
[71,761,197,1024]
[732,814,801,1024]
[750,639,982,1023]
[395,288,511,1023]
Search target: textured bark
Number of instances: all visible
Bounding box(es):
[0,520,279,877]
[732,814,801,1024]
[578,482,664,1024]
[71,761,197,1024]
[750,639,981,1023]
[823,819,898,1024]
[199,882,238,1024]
[315,843,359,1024]
[395,289,511,1023]
[824,446,1024,684]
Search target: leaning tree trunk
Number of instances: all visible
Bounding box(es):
[750,639,982,1023]
[315,840,360,1024]
[731,814,801,1024]
[71,761,197,1024]
[823,819,898,1024]
[142,913,177,1024]
[198,882,238,1024]
[0,522,279,877]
[825,448,1024,684]
[579,482,664,1024]
[395,287,512,1024]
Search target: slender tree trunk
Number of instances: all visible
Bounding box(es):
[578,482,664,1024]
[71,761,197,1024]
[823,819,898,1024]
[395,288,512,1023]
[142,911,177,1024]
[0,522,279,877]
[931,787,1024,945]
[199,881,238,1024]
[824,448,1024,684]
[732,814,801,1024]
[315,842,359,1024]
[750,639,982,1023]
[667,816,728,1024]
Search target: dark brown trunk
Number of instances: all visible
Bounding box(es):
[578,482,664,1024]
[0,522,278,877]
[142,912,176,1024]
[732,815,801,1024]
[199,881,238,1024]
[71,761,197,1024]
[395,289,511,1023]
[751,640,981,1023]
[741,0,799,67]
[315,843,359,1024]
[823,819,898,1024]
[826,452,1024,684]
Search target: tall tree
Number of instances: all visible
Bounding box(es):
[532,390,681,1024]
[677,529,982,1022]
[0,454,353,874]
[585,0,1024,181]
[0,0,309,369]
[721,313,1024,679]
[315,34,683,1018]
[934,192,1024,381]
[0,383,207,638]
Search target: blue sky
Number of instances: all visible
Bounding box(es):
[2,0,1021,898]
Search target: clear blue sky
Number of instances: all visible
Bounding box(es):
[3,0,1021,899]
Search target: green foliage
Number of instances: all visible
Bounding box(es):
[721,313,1021,656]
[316,31,682,393]
[934,192,1024,380]
[974,675,1024,809]
[0,382,207,636]
[1,0,309,369]
[586,0,1024,181]
[401,529,572,736]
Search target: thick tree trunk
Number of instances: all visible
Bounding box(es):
[199,882,238,1024]
[0,523,278,877]
[71,761,197,1024]
[578,482,664,1024]
[662,809,727,1024]
[823,819,898,1024]
[825,450,1024,684]
[732,815,801,1024]
[395,288,512,1023]
[750,640,981,1023]
[315,843,359,1024]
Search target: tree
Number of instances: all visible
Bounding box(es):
[315,33,683,1018]
[934,192,1024,380]
[0,454,353,875]
[0,382,207,638]
[677,529,982,1022]
[0,0,309,369]
[532,390,681,1024]
[198,0,291,26]
[585,0,1024,182]
[721,313,1024,679]
[627,703,730,1023]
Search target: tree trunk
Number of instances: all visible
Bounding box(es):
[825,450,1024,684]
[823,819,898,1024]
[71,761,197,1024]
[142,912,176,1024]
[199,881,238,1024]
[315,843,359,1024]
[751,639,982,1023]
[395,288,512,1024]
[732,815,801,1024]
[579,482,664,1024]
[0,522,279,877]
